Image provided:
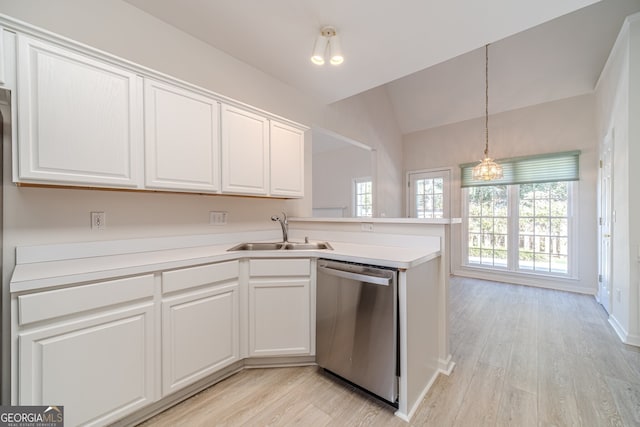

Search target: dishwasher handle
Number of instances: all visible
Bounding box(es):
[318,265,391,286]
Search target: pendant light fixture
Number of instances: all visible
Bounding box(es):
[311,26,344,66]
[472,44,503,181]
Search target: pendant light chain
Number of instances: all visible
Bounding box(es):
[472,43,503,181]
[485,44,489,157]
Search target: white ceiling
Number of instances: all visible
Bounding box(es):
[124,0,640,133]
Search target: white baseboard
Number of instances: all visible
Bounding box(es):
[609,315,640,347]
[439,354,456,375]
[395,369,438,422]
[395,360,455,422]
[453,268,595,295]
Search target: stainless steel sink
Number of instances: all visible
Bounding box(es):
[227,241,332,251]
[227,242,285,251]
[284,242,333,250]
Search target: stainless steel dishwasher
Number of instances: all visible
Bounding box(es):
[316,259,398,405]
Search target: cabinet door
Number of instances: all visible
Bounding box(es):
[16,35,143,188]
[18,303,155,427]
[221,104,269,195]
[270,121,304,197]
[144,79,220,192]
[162,282,240,395]
[249,278,311,356]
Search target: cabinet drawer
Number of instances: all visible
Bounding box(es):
[249,259,310,277]
[162,261,238,294]
[18,274,154,326]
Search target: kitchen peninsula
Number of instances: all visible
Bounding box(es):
[9,219,454,425]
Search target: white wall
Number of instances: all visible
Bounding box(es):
[323,86,404,218]
[628,14,640,346]
[595,13,640,345]
[313,145,372,217]
[403,94,598,294]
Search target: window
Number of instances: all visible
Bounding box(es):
[461,151,579,277]
[408,170,450,218]
[467,185,508,268]
[354,178,373,217]
[518,182,570,273]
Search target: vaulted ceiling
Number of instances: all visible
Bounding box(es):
[125,0,640,133]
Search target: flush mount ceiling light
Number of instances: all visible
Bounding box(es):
[311,26,344,66]
[472,44,503,181]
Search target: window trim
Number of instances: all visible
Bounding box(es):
[352,176,373,218]
[461,181,578,279]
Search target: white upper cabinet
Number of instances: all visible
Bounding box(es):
[221,104,269,195]
[16,35,143,188]
[270,120,304,197]
[144,79,220,192]
[8,22,306,196]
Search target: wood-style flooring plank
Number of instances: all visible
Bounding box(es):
[605,376,640,426]
[139,277,639,427]
[452,362,505,426]
[495,384,537,427]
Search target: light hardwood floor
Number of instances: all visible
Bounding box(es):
[140,277,640,426]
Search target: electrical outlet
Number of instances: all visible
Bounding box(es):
[209,211,227,225]
[91,212,105,230]
[361,223,374,232]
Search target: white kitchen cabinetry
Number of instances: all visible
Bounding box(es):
[248,259,312,356]
[15,274,156,427]
[161,261,240,395]
[16,34,143,188]
[270,121,305,197]
[221,104,269,195]
[144,79,221,192]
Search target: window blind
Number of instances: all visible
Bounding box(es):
[460,150,580,188]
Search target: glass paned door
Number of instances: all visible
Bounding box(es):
[408,170,450,219]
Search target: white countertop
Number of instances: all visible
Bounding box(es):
[10,240,440,293]
[290,217,462,224]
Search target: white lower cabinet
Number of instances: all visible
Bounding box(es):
[249,259,312,356]
[16,275,156,427]
[13,256,315,425]
[161,261,240,396]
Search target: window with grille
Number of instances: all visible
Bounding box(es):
[518,182,570,274]
[465,182,572,275]
[354,178,373,217]
[461,151,578,277]
[467,185,508,268]
[408,169,450,219]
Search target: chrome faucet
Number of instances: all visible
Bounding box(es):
[271,212,288,242]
